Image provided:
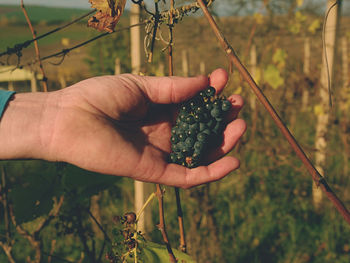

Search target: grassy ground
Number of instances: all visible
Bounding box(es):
[0,5,101,88]
[0,5,89,24]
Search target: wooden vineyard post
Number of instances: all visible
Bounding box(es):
[302,37,310,112]
[200,61,206,75]
[130,2,145,233]
[313,0,340,210]
[182,50,190,77]
[340,37,349,179]
[249,43,258,141]
[114,57,121,75]
[249,43,257,112]
[8,82,14,91]
[30,72,37,92]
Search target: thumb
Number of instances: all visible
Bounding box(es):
[139,75,209,104]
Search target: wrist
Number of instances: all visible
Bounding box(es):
[0,92,59,160]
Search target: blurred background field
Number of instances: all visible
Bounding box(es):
[1,1,350,262]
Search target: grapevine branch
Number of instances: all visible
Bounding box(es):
[196,0,350,225]
[87,210,110,262]
[21,0,48,92]
[147,1,160,62]
[87,210,111,242]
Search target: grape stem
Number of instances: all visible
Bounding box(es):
[168,0,187,253]
[156,184,177,262]
[136,192,156,222]
[196,0,350,225]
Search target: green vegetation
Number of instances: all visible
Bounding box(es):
[0,23,93,49]
[0,5,89,25]
[85,19,131,76]
[0,5,95,49]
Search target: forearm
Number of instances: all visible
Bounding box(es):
[0,92,57,160]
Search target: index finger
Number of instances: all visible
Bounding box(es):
[139,68,229,104]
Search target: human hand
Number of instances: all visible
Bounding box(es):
[0,68,246,188]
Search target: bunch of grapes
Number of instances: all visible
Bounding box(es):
[169,86,232,168]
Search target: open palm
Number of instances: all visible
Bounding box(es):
[46,69,246,188]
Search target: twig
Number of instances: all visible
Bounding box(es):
[47,239,56,263]
[9,205,42,263]
[196,0,350,226]
[97,239,106,262]
[174,188,186,252]
[148,1,160,62]
[87,209,111,242]
[8,194,64,263]
[156,184,177,263]
[136,192,156,222]
[21,0,48,92]
[76,208,95,262]
[0,241,15,263]
[167,0,174,76]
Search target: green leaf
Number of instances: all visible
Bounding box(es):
[272,48,287,69]
[263,64,284,90]
[7,161,61,224]
[62,164,120,200]
[289,23,301,34]
[308,19,321,34]
[141,241,196,263]
[295,11,306,23]
[253,13,264,25]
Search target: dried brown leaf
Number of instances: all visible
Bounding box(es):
[87,11,118,33]
[88,0,126,32]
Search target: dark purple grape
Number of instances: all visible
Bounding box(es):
[169,85,232,168]
[206,86,216,97]
[222,100,231,112]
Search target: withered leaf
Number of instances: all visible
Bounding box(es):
[88,0,126,32]
[88,11,118,33]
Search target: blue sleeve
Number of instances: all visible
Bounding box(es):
[0,90,16,120]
